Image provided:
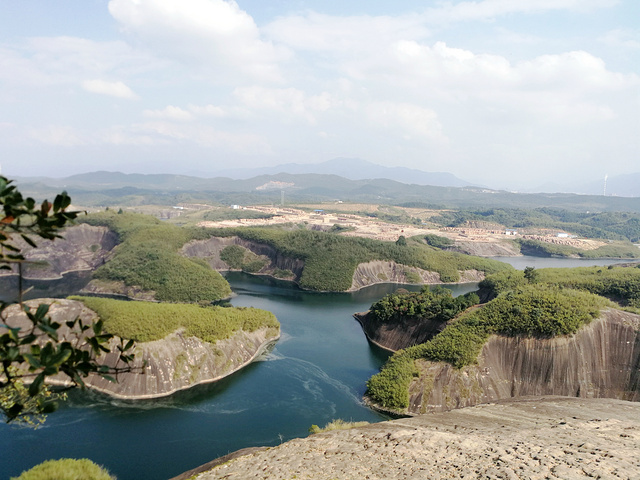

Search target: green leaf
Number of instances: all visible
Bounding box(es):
[28,372,46,396]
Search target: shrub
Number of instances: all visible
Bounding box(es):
[308,419,370,434]
[11,458,115,480]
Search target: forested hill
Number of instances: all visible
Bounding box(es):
[14,171,640,213]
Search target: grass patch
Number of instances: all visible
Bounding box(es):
[11,458,115,480]
[71,296,279,343]
[308,419,370,434]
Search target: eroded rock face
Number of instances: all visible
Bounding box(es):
[354,311,447,352]
[405,309,640,415]
[349,261,484,292]
[5,299,280,399]
[0,224,117,279]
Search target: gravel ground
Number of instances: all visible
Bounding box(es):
[177,396,640,480]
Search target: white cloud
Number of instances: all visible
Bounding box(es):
[123,121,273,154]
[365,102,446,142]
[29,125,85,146]
[598,28,640,49]
[108,0,288,82]
[233,86,340,123]
[143,105,193,121]
[421,0,619,23]
[82,79,138,99]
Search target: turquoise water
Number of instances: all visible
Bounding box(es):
[0,273,478,480]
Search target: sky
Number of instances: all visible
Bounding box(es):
[0,0,639,189]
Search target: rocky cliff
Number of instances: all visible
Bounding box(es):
[174,396,640,480]
[399,309,640,415]
[0,224,117,279]
[6,299,279,399]
[181,236,305,279]
[354,310,448,352]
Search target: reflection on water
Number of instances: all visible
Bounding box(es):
[0,270,92,302]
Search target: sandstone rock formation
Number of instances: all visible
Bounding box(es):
[0,224,117,279]
[173,396,640,480]
[354,310,448,352]
[5,299,279,399]
[359,308,640,415]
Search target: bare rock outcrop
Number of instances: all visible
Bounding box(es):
[5,299,279,399]
[177,397,640,480]
[404,309,640,415]
[348,261,484,291]
[0,224,117,279]
[451,240,521,257]
[354,311,447,352]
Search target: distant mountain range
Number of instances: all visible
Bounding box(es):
[13,168,640,214]
[213,157,475,188]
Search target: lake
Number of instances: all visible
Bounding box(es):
[0,273,477,480]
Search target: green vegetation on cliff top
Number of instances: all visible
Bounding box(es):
[71,296,279,343]
[81,211,232,302]
[201,227,511,291]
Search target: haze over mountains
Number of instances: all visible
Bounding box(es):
[13,157,639,199]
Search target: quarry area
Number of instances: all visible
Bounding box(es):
[174,396,640,480]
[195,204,606,251]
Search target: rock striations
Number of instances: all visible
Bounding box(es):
[174,396,640,480]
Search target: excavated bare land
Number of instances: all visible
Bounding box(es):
[174,396,640,480]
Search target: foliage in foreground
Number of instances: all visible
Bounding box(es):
[11,458,115,480]
[366,284,609,410]
[0,176,135,423]
[308,419,370,434]
[71,296,279,343]
[82,211,232,302]
[200,227,511,291]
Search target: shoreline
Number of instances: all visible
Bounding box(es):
[46,333,280,401]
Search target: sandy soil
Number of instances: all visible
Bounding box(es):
[175,396,640,480]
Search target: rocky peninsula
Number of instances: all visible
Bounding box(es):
[173,396,640,480]
[5,299,279,399]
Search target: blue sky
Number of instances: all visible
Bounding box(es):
[1,0,638,189]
